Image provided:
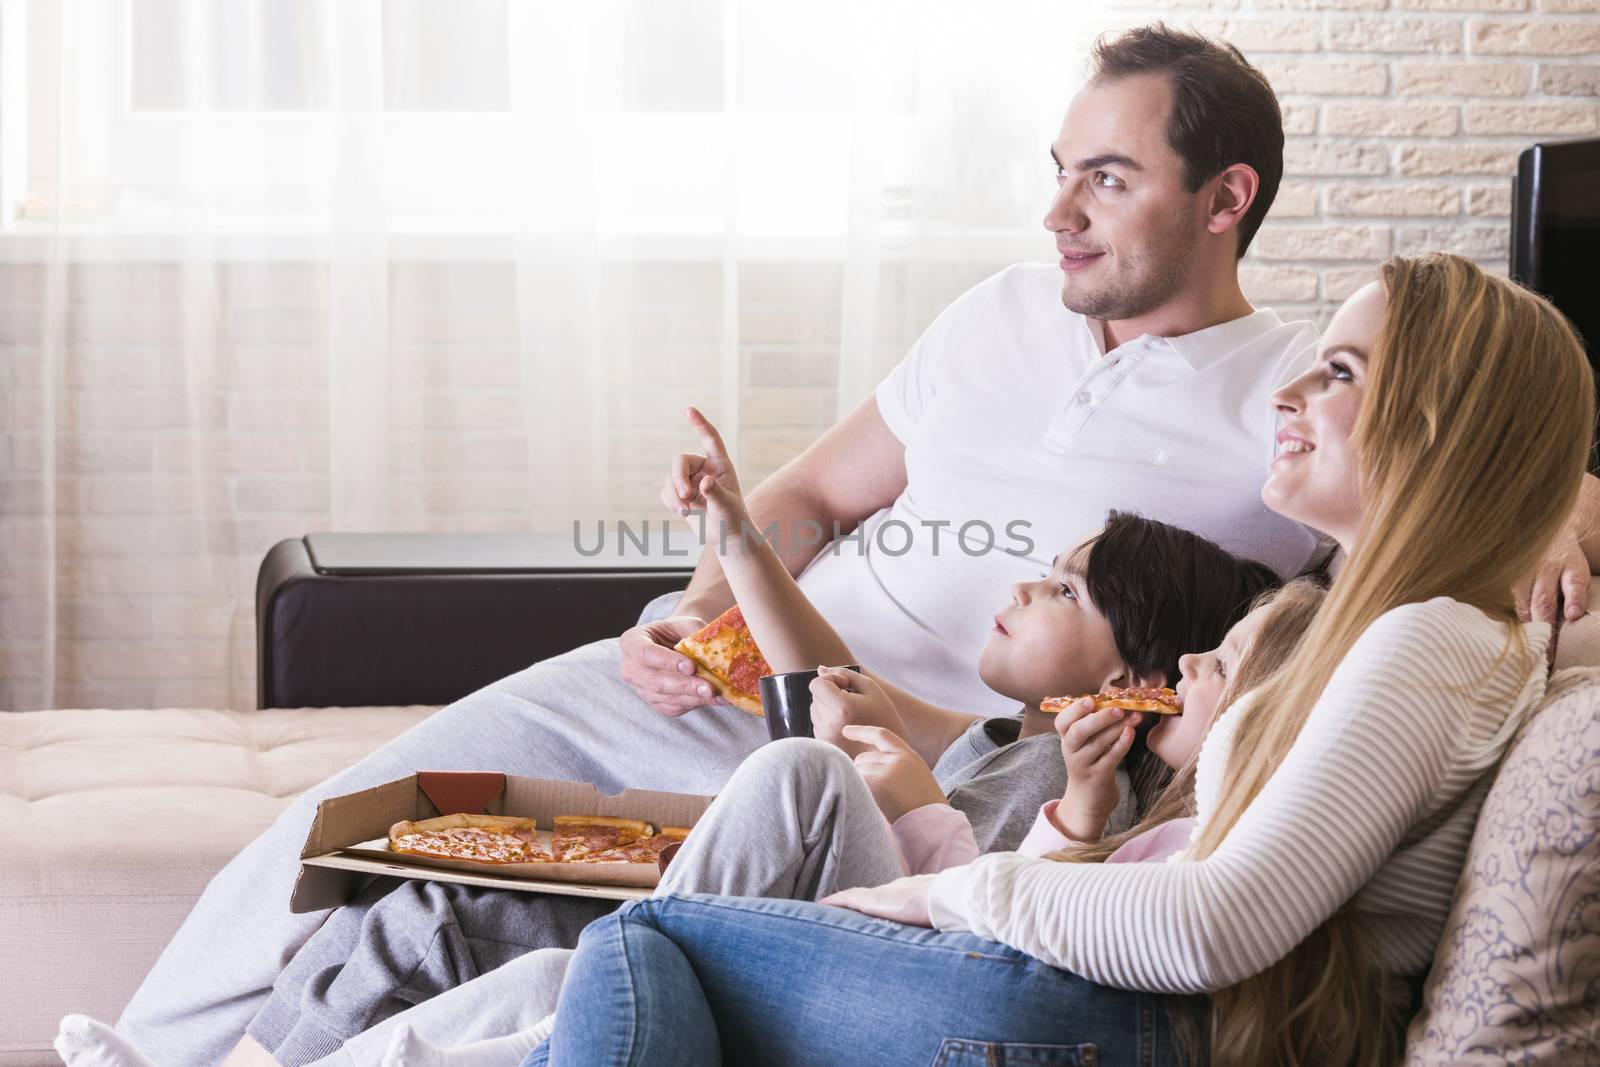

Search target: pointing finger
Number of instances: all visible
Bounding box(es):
[685,406,731,465]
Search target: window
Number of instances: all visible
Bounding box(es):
[5,0,920,246]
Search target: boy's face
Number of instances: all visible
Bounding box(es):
[978,540,1129,705]
[1149,602,1270,768]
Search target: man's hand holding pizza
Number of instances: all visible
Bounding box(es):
[618,615,730,717]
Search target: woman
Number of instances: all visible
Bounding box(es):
[526,253,1596,1067]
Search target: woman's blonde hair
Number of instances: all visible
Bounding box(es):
[1046,577,1328,865]
[1191,253,1596,1067]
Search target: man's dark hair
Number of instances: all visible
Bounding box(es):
[1089,23,1284,260]
[1070,510,1279,686]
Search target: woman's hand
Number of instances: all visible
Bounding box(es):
[821,874,938,927]
[842,724,947,824]
[660,407,750,542]
[1053,696,1140,841]
[1515,526,1590,623]
[810,667,907,755]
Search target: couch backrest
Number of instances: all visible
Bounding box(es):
[1404,666,1600,1064]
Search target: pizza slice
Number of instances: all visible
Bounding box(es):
[580,825,692,865]
[673,605,773,715]
[551,815,654,863]
[1040,685,1183,716]
[388,813,553,864]
[582,825,694,870]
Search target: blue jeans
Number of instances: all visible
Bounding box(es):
[521,894,1208,1067]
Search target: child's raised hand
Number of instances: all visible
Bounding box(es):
[842,725,948,825]
[661,407,749,533]
[1053,696,1140,841]
[810,667,906,755]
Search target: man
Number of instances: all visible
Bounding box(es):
[110,24,1592,1066]
[623,28,1315,723]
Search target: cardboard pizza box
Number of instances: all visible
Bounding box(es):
[292,771,715,914]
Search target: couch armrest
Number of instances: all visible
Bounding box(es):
[256,534,693,709]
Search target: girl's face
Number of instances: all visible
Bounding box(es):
[1148,604,1271,769]
[1261,281,1384,552]
[978,540,1132,706]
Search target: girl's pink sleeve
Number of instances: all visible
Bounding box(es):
[890,803,981,875]
[1017,800,1079,857]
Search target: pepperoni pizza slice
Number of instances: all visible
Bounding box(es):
[551,815,654,863]
[1041,686,1183,716]
[579,825,691,865]
[673,604,773,715]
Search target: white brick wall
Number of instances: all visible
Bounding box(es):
[2,1,1597,710]
[1183,0,1599,333]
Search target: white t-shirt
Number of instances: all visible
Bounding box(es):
[794,263,1320,717]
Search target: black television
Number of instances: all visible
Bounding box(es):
[1511,137,1600,462]
[1511,137,1600,366]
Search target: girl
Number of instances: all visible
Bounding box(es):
[529,252,1595,1067]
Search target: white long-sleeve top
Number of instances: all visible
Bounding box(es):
[927,597,1551,994]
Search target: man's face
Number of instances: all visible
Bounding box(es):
[1045,73,1209,321]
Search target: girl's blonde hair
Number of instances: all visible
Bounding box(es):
[1191,253,1595,1067]
[1046,577,1328,865]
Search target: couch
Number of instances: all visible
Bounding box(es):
[3,538,1596,1065]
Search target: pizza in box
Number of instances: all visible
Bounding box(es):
[388,813,691,869]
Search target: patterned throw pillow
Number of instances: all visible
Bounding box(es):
[1404,667,1600,1065]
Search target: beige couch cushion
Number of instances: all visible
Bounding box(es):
[0,706,435,1067]
[1404,667,1600,1065]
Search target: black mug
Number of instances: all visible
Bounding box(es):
[760,665,861,742]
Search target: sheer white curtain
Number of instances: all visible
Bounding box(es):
[0,0,1092,710]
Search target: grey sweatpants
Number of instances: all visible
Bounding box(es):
[115,593,778,1067]
[252,739,902,1066]
[309,948,576,1067]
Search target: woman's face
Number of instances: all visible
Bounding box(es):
[1261,281,1385,552]
[978,539,1131,706]
[1148,603,1271,768]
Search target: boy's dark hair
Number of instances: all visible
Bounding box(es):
[1089,24,1284,260]
[1070,510,1279,687]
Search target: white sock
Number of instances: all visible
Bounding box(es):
[379,1022,547,1067]
[54,1016,159,1067]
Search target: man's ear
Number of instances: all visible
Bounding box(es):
[1207,162,1259,240]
